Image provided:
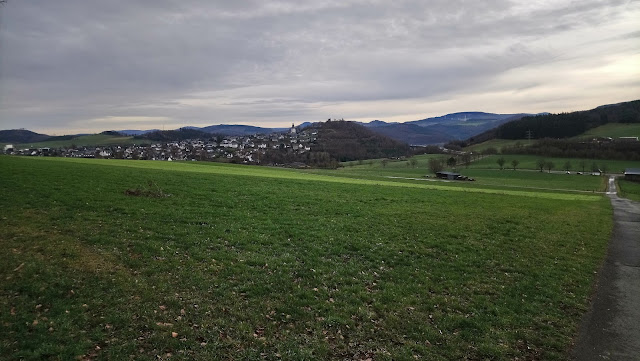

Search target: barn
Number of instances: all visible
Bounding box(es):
[624,168,640,182]
[436,171,461,180]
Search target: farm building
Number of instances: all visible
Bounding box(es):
[436,171,461,180]
[624,168,640,182]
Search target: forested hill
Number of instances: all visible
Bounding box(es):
[311,120,411,161]
[134,128,213,141]
[0,129,51,144]
[495,100,640,139]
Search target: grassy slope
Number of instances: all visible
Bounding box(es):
[463,139,526,153]
[13,134,149,148]
[468,154,640,174]
[466,123,640,152]
[1,156,611,360]
[617,179,640,202]
[579,123,640,138]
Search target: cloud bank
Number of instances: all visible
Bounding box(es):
[0,0,638,133]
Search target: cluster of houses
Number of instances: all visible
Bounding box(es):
[3,125,318,164]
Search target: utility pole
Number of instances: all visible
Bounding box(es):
[525,130,533,144]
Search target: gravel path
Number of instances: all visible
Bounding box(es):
[573,176,640,360]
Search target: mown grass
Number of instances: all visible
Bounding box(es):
[617,179,640,202]
[328,155,609,192]
[463,139,528,153]
[13,134,149,149]
[467,154,639,174]
[0,156,612,360]
[578,123,640,138]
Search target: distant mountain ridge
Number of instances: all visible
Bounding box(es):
[112,112,539,144]
[0,112,543,146]
[0,129,50,144]
[198,124,287,136]
[457,99,640,147]
[10,104,634,146]
[358,112,536,145]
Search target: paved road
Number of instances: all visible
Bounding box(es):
[573,176,640,360]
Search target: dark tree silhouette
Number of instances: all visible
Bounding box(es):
[447,157,457,168]
[545,161,555,173]
[428,158,444,174]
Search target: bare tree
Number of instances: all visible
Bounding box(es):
[428,158,444,174]
[461,153,471,168]
[545,161,555,173]
[511,159,519,171]
[447,156,457,169]
[578,160,586,172]
[536,159,546,172]
[563,161,572,172]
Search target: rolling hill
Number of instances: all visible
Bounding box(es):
[0,129,51,144]
[310,120,411,161]
[362,112,534,145]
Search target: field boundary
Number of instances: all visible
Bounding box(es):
[385,175,607,194]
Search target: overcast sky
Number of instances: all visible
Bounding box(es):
[0,0,639,134]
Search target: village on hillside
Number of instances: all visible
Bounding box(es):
[3,125,317,165]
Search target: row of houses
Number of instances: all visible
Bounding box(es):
[3,126,319,164]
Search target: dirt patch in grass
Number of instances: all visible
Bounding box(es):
[124,180,171,198]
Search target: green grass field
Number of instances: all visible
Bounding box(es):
[579,123,640,138]
[466,154,639,174]
[12,134,149,149]
[331,154,613,193]
[463,139,528,153]
[465,123,640,153]
[618,179,640,202]
[1,156,612,360]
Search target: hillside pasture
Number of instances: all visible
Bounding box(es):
[0,156,611,360]
[463,139,526,153]
[578,123,640,139]
[467,154,640,174]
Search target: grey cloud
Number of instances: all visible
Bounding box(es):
[0,0,638,132]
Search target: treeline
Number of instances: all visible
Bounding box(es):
[495,100,640,139]
[311,120,411,162]
[134,128,220,142]
[457,100,640,146]
[261,149,338,168]
[502,138,640,161]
